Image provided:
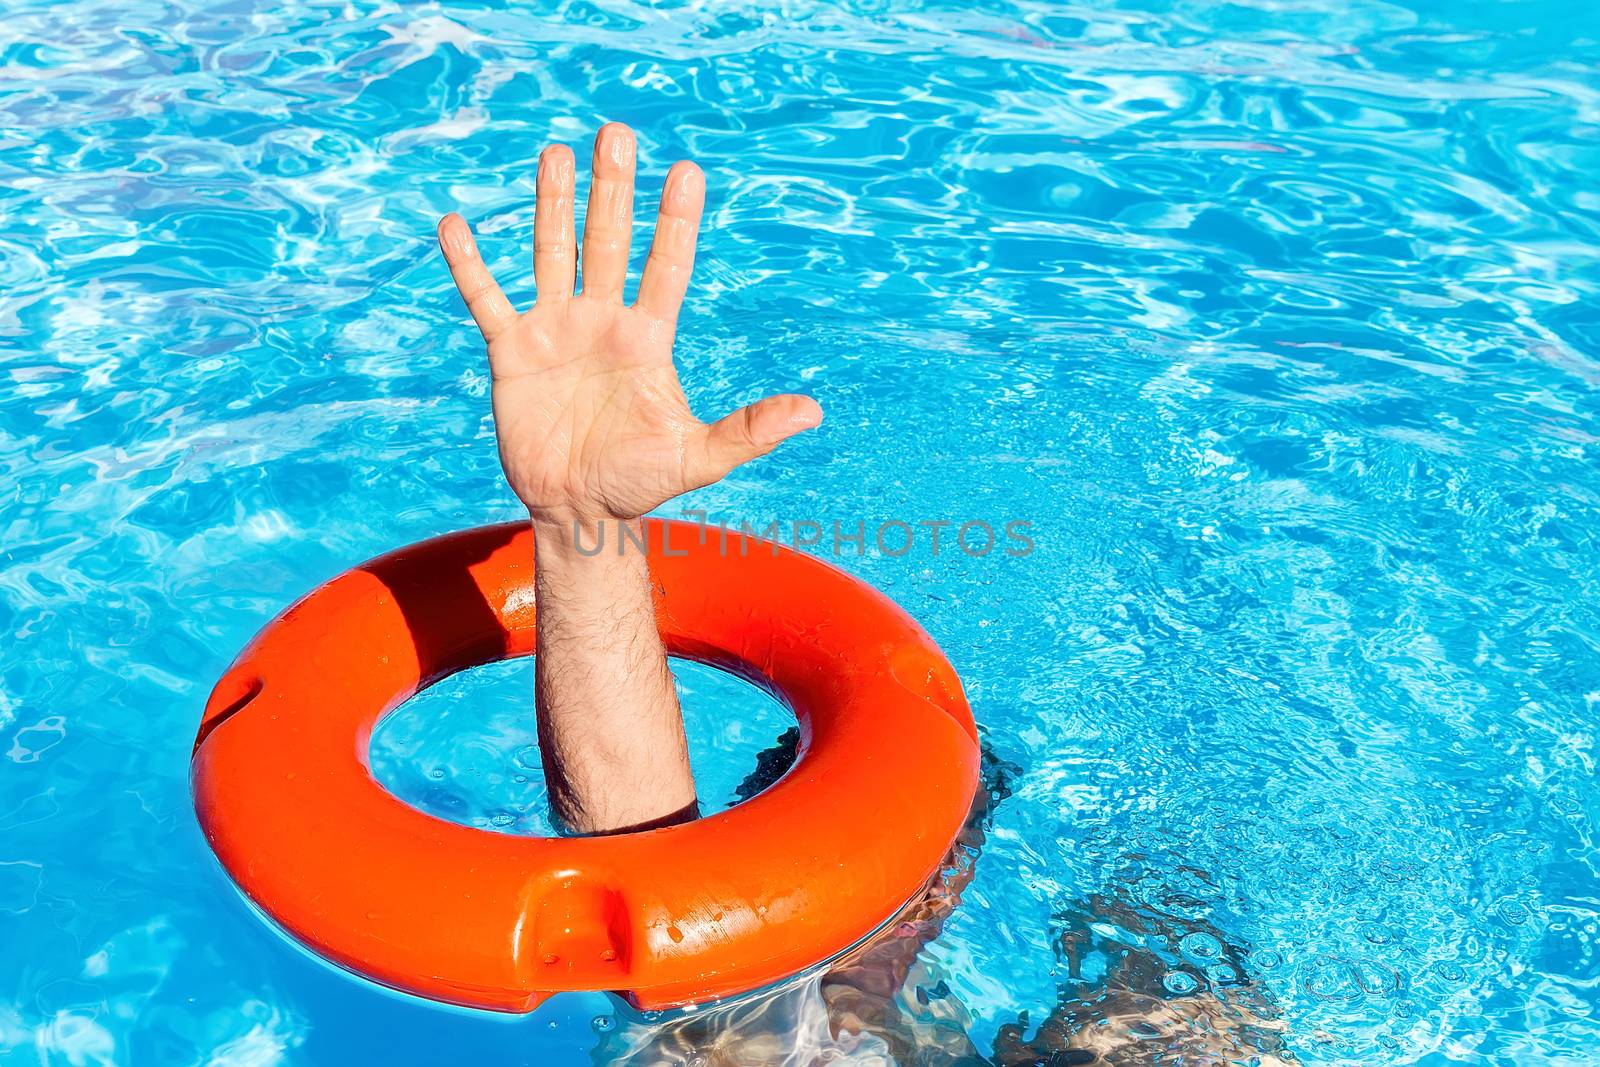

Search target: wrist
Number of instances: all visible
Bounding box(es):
[531,512,645,565]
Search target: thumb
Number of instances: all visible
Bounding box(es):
[693,393,824,486]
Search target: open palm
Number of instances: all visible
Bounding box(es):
[438,123,822,527]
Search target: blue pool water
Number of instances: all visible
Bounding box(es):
[4,0,1600,1062]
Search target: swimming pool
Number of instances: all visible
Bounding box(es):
[3,0,1598,1062]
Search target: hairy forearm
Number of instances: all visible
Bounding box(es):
[439,124,816,836]
[532,517,697,834]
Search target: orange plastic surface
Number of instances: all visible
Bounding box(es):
[191,520,979,1012]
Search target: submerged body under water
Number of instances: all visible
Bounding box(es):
[3,0,1599,1064]
[584,732,1299,1066]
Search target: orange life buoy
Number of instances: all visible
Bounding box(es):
[191,520,979,1011]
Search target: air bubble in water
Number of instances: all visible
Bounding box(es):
[1163,969,1200,995]
[1360,922,1394,945]
[1496,899,1532,926]
[1179,931,1222,961]
[1250,949,1283,972]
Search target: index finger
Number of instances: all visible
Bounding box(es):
[634,160,704,320]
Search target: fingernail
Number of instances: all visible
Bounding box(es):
[441,217,474,258]
[602,126,635,167]
[540,148,573,183]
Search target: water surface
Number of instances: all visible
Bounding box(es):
[3,0,1599,1063]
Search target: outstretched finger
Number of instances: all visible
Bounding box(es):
[635,160,705,320]
[437,213,517,343]
[689,393,824,488]
[580,123,636,303]
[534,144,576,303]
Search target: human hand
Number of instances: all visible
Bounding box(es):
[437,123,822,529]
